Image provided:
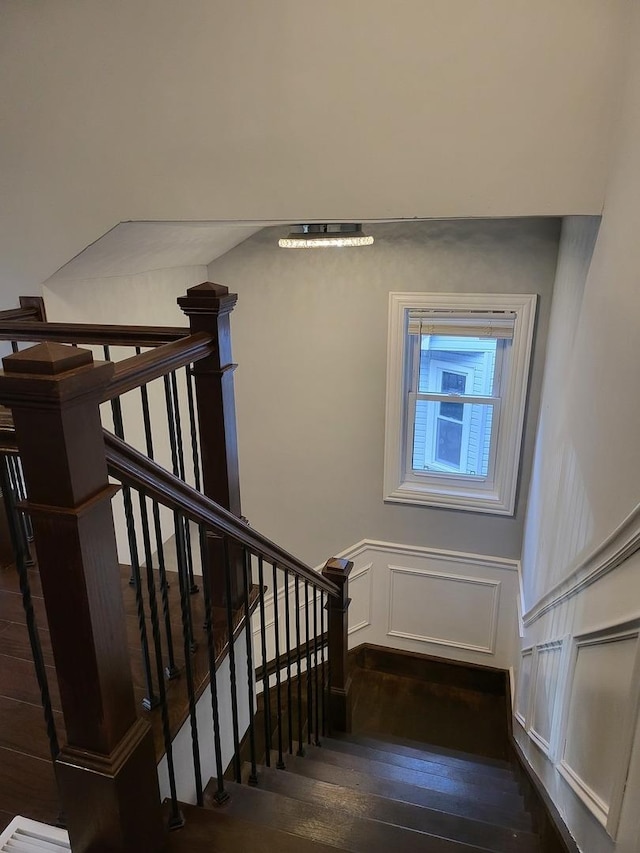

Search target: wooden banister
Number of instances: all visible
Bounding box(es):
[322,557,353,732]
[0,295,47,324]
[105,430,341,599]
[104,331,215,401]
[0,308,41,322]
[0,319,189,347]
[178,282,244,607]
[0,342,164,853]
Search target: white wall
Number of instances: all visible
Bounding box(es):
[157,632,252,804]
[516,4,640,847]
[43,219,559,567]
[0,0,626,306]
[44,265,207,563]
[207,219,558,566]
[337,539,520,671]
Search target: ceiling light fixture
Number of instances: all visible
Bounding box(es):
[278,224,374,249]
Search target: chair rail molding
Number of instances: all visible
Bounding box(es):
[523,501,640,627]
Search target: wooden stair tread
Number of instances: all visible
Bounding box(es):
[342,730,511,771]
[289,744,524,812]
[165,802,343,853]
[318,736,519,792]
[208,779,497,853]
[269,752,532,831]
[242,763,540,853]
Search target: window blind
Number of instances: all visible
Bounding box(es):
[407,310,516,339]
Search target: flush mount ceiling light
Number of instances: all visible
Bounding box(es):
[278,224,374,249]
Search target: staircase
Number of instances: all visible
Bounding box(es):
[161,645,542,853]
[163,731,539,853]
[0,294,555,853]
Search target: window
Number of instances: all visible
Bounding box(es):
[384,292,537,514]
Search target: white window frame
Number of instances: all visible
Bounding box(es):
[384,292,537,515]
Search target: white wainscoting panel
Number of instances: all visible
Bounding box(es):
[529,639,565,756]
[515,647,533,729]
[348,563,372,635]
[388,566,500,654]
[558,619,640,836]
[332,539,520,670]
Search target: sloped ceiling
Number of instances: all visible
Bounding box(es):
[45,222,264,282]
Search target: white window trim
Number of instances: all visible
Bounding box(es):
[384,292,537,515]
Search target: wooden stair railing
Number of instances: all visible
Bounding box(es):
[0,285,353,852]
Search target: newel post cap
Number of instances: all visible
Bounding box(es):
[178,281,238,316]
[0,342,114,408]
[322,557,354,584]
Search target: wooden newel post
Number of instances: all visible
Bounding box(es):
[178,282,244,608]
[322,557,353,733]
[0,343,164,853]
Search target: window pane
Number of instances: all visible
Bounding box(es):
[418,336,498,395]
[412,400,494,477]
[436,419,462,466]
[440,401,464,420]
[441,371,466,394]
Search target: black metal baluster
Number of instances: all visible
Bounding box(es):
[272,564,285,769]
[107,350,158,710]
[164,375,196,651]
[242,549,258,784]
[313,586,320,746]
[294,575,304,757]
[137,490,183,828]
[175,510,204,805]
[170,371,198,595]
[223,536,242,783]
[185,366,203,492]
[136,352,179,680]
[258,556,272,767]
[0,456,59,765]
[305,581,312,745]
[10,341,18,353]
[14,456,33,542]
[200,528,228,804]
[321,591,327,738]
[283,570,293,755]
[6,457,32,565]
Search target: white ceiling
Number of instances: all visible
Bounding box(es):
[0,1,626,304]
[45,221,264,281]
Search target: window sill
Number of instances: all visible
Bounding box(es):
[384,480,515,515]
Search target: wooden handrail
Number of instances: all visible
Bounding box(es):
[0,320,189,347]
[104,431,341,599]
[104,332,215,401]
[0,307,41,322]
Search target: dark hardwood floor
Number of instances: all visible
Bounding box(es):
[0,556,258,833]
[349,651,510,761]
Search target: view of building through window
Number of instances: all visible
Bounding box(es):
[410,335,499,478]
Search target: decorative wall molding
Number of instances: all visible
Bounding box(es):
[387,564,501,655]
[348,562,373,635]
[523,501,640,626]
[515,647,533,729]
[529,638,566,758]
[335,538,519,574]
[557,617,640,838]
[330,538,519,670]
